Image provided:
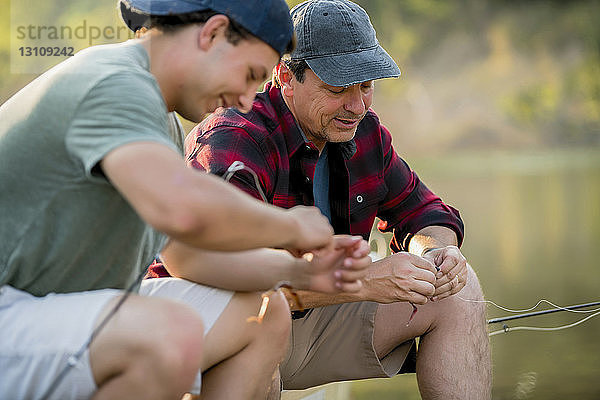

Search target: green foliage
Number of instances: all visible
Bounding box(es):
[352,0,600,149]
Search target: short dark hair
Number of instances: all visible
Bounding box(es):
[273,58,309,87]
[284,58,309,83]
[120,3,252,44]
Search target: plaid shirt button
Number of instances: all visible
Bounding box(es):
[356,195,364,203]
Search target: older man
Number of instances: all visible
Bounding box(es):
[173,0,491,398]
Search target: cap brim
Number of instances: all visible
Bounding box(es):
[304,45,400,87]
[122,0,210,16]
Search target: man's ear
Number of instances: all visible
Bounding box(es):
[197,14,229,51]
[277,63,295,97]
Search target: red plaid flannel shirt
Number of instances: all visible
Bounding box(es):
[146,83,463,278]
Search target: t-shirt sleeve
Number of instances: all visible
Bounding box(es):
[65,72,177,181]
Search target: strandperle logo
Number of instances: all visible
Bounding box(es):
[9,0,139,74]
[15,20,134,47]
[11,15,136,74]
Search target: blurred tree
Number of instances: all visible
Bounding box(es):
[1,0,598,148]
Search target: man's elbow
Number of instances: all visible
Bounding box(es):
[146,201,209,243]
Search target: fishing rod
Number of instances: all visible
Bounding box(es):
[487,301,600,324]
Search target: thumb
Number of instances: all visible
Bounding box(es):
[333,235,362,250]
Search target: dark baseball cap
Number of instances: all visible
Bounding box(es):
[290,0,400,86]
[119,0,294,57]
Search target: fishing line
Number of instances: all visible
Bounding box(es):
[457,296,600,315]
[455,296,600,337]
[223,160,268,202]
[39,268,147,400]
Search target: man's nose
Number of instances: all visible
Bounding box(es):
[237,85,258,113]
[344,87,366,115]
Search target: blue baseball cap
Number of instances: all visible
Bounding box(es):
[290,0,400,86]
[119,0,294,56]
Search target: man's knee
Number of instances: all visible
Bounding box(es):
[157,299,205,370]
[256,290,292,344]
[451,264,486,323]
[462,264,484,300]
[130,299,204,394]
[92,296,204,394]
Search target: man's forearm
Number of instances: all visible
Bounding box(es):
[408,225,458,256]
[163,241,301,292]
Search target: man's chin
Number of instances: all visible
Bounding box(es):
[329,128,357,143]
[176,107,209,124]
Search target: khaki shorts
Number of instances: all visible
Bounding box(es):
[280,301,416,390]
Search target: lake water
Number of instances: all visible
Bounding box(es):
[353,148,600,400]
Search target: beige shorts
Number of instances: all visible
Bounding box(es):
[139,277,234,394]
[280,301,416,390]
[0,285,120,400]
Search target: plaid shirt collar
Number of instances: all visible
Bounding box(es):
[265,82,357,160]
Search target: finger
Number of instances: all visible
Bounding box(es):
[413,280,436,298]
[421,248,442,267]
[335,268,368,283]
[333,235,362,250]
[311,245,345,261]
[336,280,363,293]
[408,254,438,274]
[409,292,430,305]
[433,272,460,295]
[412,267,437,285]
[343,255,372,270]
[434,274,451,289]
[435,272,463,294]
[433,275,465,300]
[436,264,459,284]
[434,283,464,301]
[438,259,467,286]
[433,279,452,296]
[351,240,371,258]
[436,253,460,274]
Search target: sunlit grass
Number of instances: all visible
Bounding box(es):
[352,375,421,400]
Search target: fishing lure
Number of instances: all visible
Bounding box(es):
[406,303,418,326]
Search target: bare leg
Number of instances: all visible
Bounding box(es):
[266,368,282,400]
[90,295,204,400]
[373,265,491,400]
[200,291,291,400]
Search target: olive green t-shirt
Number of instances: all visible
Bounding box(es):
[0,41,182,296]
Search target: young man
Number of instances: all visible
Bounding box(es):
[171,0,492,398]
[0,1,368,399]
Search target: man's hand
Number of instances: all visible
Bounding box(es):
[361,252,438,305]
[422,245,468,300]
[285,206,334,255]
[291,235,371,293]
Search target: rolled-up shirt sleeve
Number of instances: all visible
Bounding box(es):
[375,124,464,252]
